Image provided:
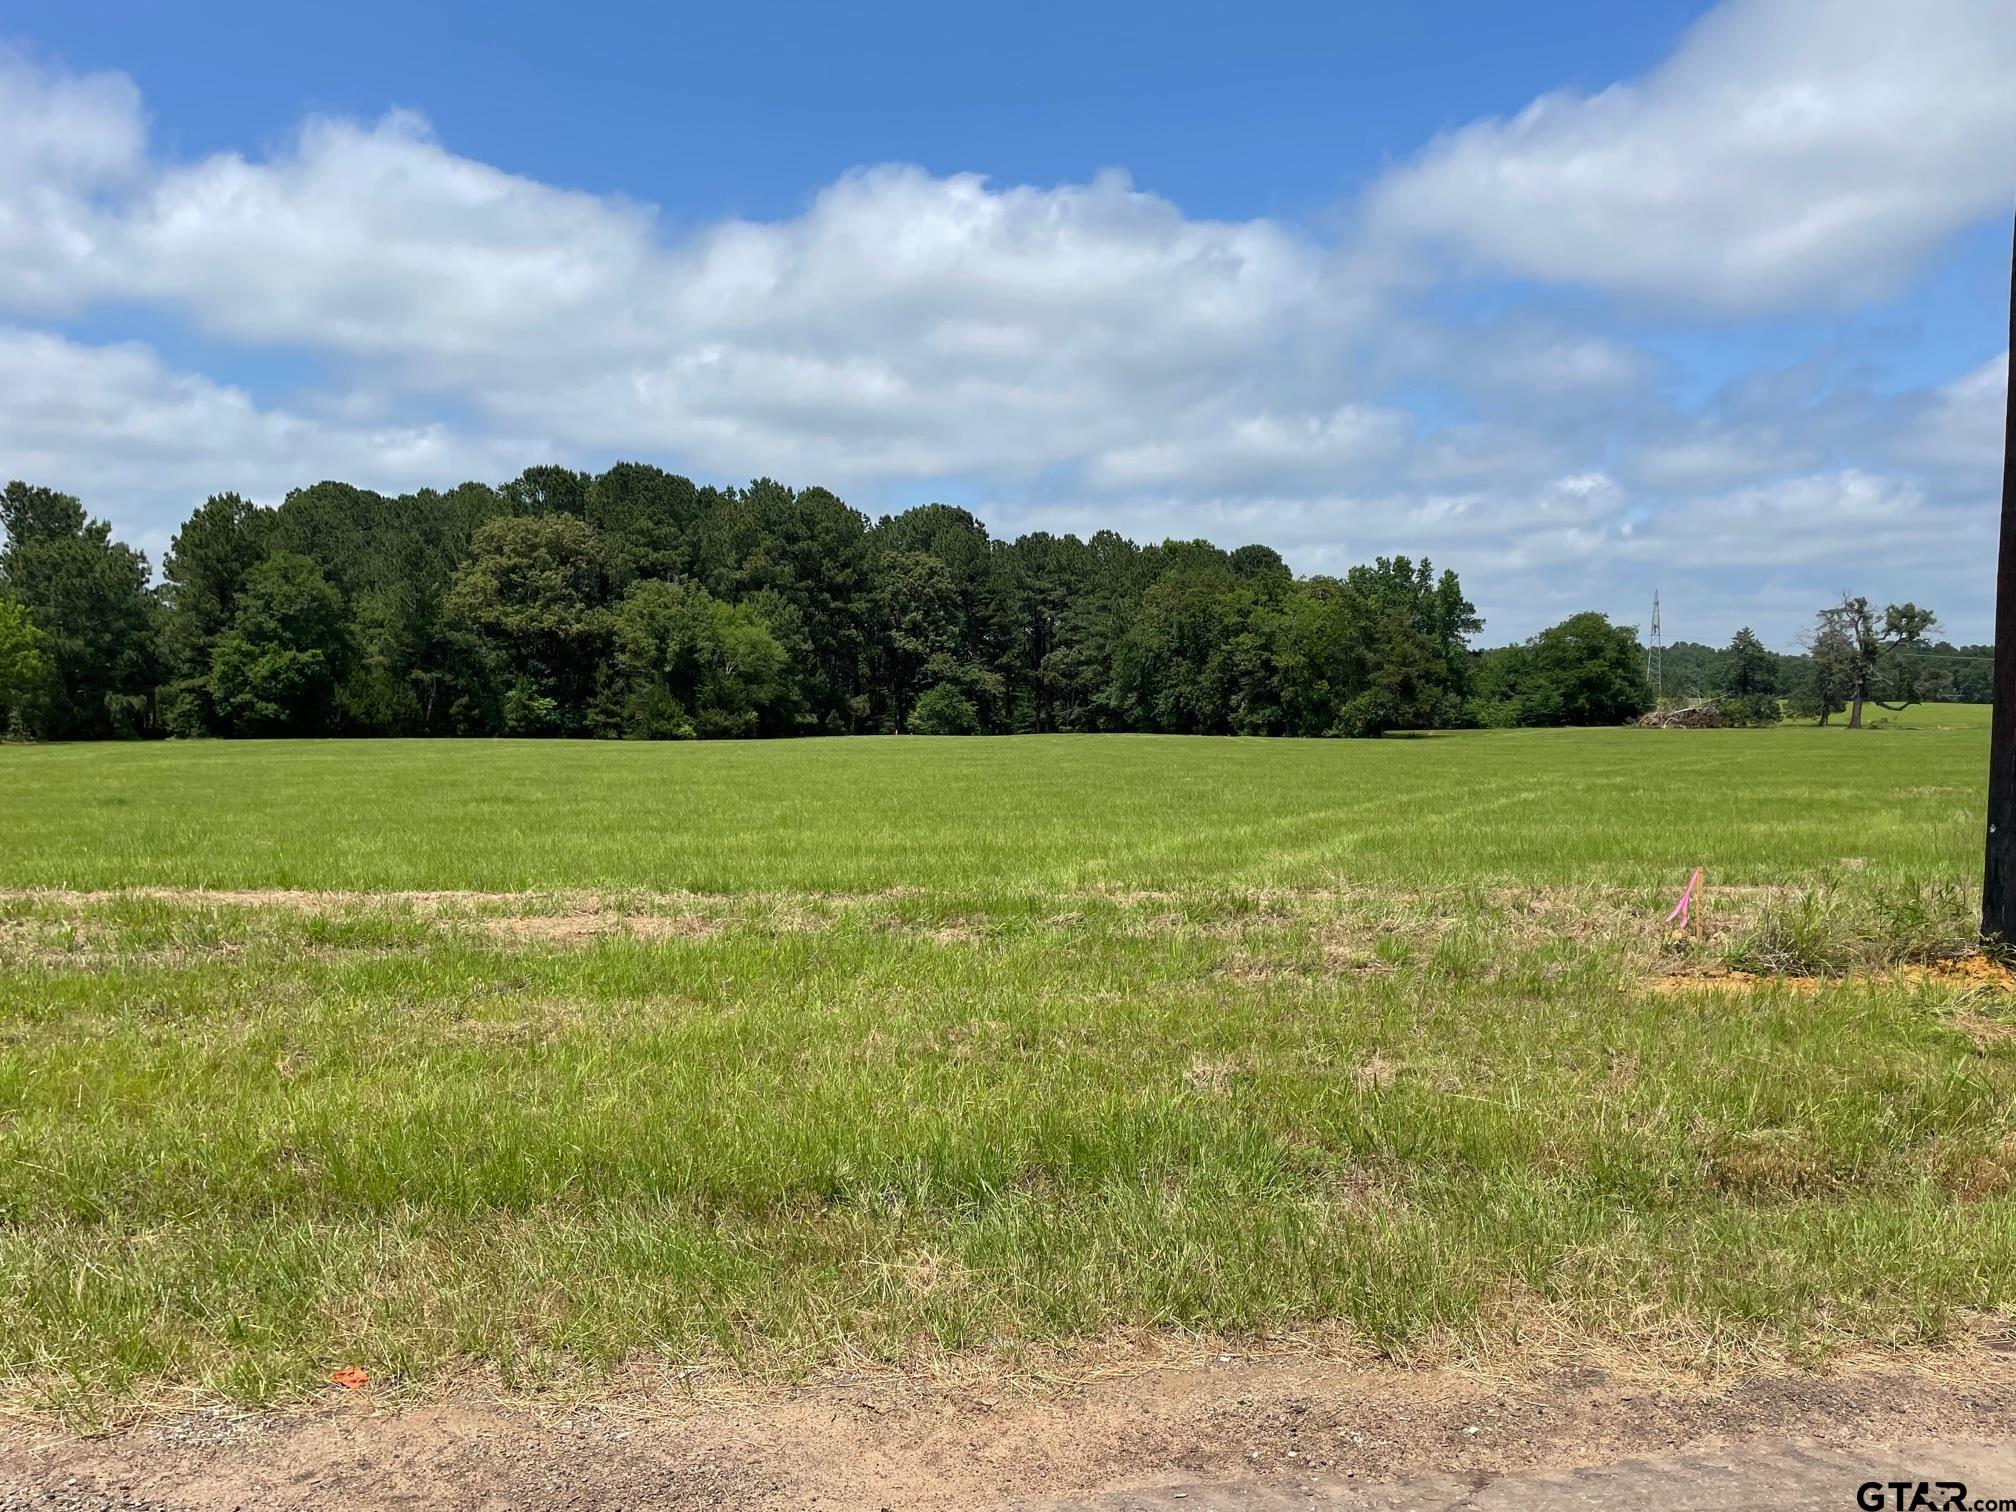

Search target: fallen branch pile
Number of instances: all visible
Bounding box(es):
[1637,702,1725,729]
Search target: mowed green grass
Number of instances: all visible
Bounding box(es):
[1852,701,1994,732]
[1,726,2012,1414]
[0,724,1987,893]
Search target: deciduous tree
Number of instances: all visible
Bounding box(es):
[606,578,791,739]
[208,553,351,734]
[0,482,157,738]
[445,513,612,734]
[1815,594,1941,727]
[159,492,274,735]
[0,596,49,737]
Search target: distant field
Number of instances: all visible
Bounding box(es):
[1,727,2011,1414]
[1805,701,1993,733]
[0,724,1987,893]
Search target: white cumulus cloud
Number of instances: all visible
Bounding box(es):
[1365,0,2016,310]
[0,0,2009,645]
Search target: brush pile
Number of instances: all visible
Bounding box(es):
[1637,701,1725,729]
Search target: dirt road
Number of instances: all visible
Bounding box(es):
[5,1352,2013,1509]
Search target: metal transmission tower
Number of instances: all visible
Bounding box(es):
[1648,590,1663,699]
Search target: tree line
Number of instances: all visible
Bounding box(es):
[1659,596,1947,728]
[0,468,1940,741]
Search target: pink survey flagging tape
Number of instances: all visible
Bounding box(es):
[1665,867,1705,930]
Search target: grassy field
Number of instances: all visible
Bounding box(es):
[1858,702,1993,731]
[1795,701,1993,733]
[0,724,1987,892]
[1,725,2011,1416]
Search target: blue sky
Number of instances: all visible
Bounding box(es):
[0,0,2009,647]
[10,0,1711,219]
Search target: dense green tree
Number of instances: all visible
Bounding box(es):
[1657,640,1719,698]
[0,482,158,738]
[343,545,450,734]
[586,463,699,587]
[1917,642,1993,702]
[863,547,1007,732]
[1043,530,1147,733]
[605,578,791,739]
[269,482,396,600]
[909,681,980,735]
[1261,578,1450,737]
[1227,543,1293,588]
[1344,556,1481,706]
[1106,555,1250,734]
[1788,615,1854,725]
[445,513,611,734]
[1333,610,1458,737]
[1813,595,1941,727]
[1472,612,1653,727]
[1712,626,1781,726]
[159,492,274,735]
[344,483,511,734]
[741,485,871,732]
[1265,577,1370,736]
[1717,628,1776,697]
[998,532,1081,732]
[503,465,594,520]
[0,596,50,737]
[865,504,1016,728]
[0,465,1693,744]
[208,553,351,734]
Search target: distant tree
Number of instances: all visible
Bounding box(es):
[1717,628,1775,696]
[159,492,274,735]
[863,505,1014,730]
[1330,609,1455,737]
[269,482,399,601]
[864,546,1009,732]
[585,462,700,587]
[909,681,980,735]
[1657,640,1721,699]
[1255,577,1460,737]
[208,553,350,734]
[1105,556,1251,734]
[1265,577,1372,736]
[1789,615,1854,725]
[1227,543,1293,588]
[1712,626,1781,726]
[1044,529,1148,733]
[1814,594,1941,727]
[502,465,594,519]
[1917,641,1994,702]
[605,578,791,739]
[445,514,611,734]
[1472,612,1653,727]
[1465,646,1523,728]
[1343,556,1481,703]
[0,482,157,738]
[0,596,50,736]
[333,484,508,736]
[707,482,871,732]
[18,465,1964,749]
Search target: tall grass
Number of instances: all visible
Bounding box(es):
[0,729,2009,1413]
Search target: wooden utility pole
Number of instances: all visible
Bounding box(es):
[1983,211,2016,943]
